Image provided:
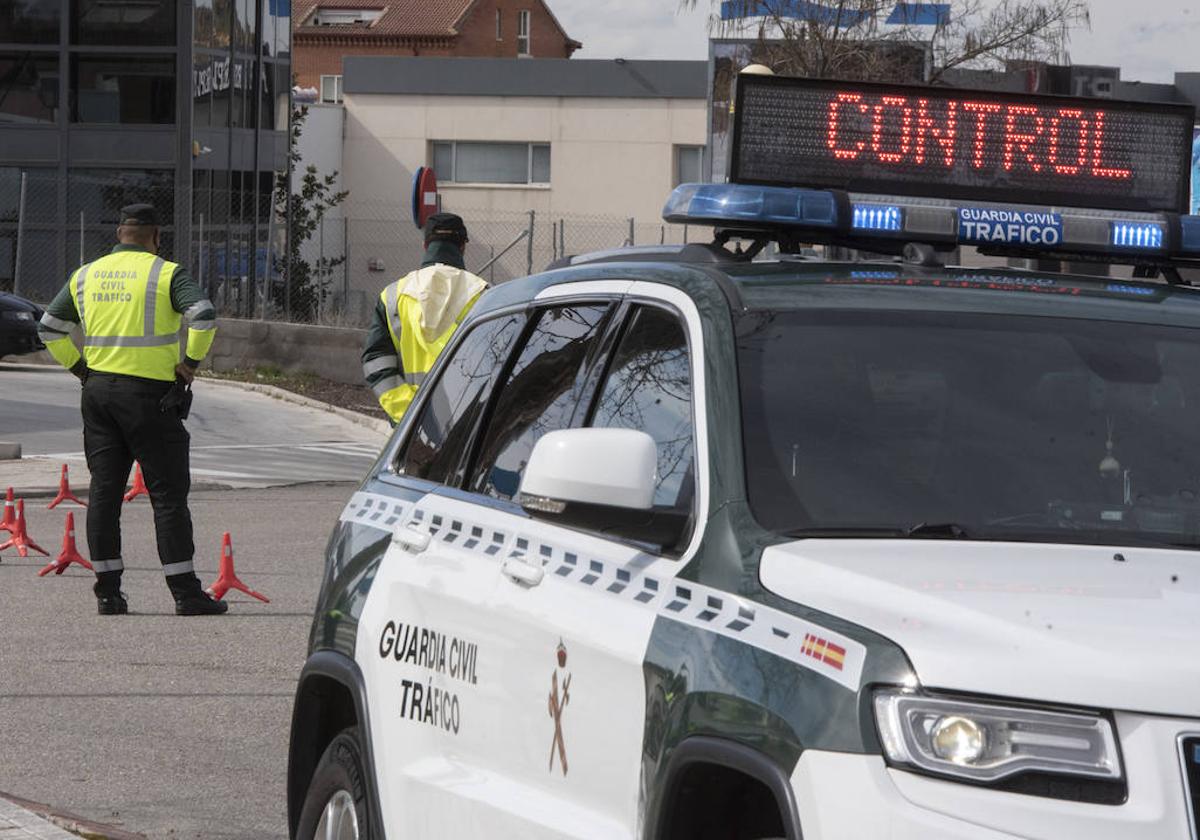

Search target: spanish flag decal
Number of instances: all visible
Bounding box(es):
[801,633,847,671]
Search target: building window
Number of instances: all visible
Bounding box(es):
[0,166,58,223]
[234,0,254,53]
[71,55,175,124]
[675,145,703,186]
[0,53,59,124]
[517,10,530,56]
[309,7,383,26]
[495,9,501,40]
[320,74,342,104]
[72,0,176,46]
[432,141,551,185]
[67,168,175,228]
[0,0,61,43]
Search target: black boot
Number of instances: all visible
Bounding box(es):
[93,581,128,615]
[167,570,229,616]
[175,590,229,616]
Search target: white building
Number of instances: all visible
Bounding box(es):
[327,56,708,308]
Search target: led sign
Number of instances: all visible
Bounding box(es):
[731,75,1195,213]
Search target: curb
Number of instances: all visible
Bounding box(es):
[0,361,63,373]
[1,362,390,436]
[0,790,147,840]
[198,376,391,436]
[11,480,235,500]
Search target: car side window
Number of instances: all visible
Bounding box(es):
[590,305,695,513]
[469,304,612,501]
[398,314,524,485]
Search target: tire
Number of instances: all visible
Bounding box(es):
[295,727,374,840]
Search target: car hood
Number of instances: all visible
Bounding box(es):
[0,292,40,314]
[759,540,1200,717]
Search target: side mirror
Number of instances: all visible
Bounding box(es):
[518,428,689,551]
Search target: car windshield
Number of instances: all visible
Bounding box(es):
[738,307,1200,549]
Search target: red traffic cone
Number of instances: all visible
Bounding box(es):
[47,464,88,509]
[0,487,15,535]
[0,499,50,558]
[123,463,149,502]
[38,511,94,576]
[206,532,269,603]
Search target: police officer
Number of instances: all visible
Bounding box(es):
[361,213,489,423]
[38,203,227,616]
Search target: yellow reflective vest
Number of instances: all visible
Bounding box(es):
[376,265,487,422]
[70,250,184,381]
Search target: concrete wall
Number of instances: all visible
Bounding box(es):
[9,319,369,385]
[293,103,346,208]
[206,318,366,385]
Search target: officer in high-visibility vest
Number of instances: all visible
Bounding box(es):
[361,213,489,423]
[38,202,227,616]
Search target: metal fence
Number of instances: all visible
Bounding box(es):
[3,172,695,328]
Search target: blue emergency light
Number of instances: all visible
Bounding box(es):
[664,74,1200,272]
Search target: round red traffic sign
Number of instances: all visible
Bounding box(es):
[411,166,439,229]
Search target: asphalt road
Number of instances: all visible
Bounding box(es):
[0,483,351,840]
[0,367,385,487]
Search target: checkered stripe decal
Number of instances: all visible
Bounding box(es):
[341,491,865,690]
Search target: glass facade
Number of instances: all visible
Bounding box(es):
[0,0,289,313]
[72,0,175,46]
[71,55,175,123]
[0,53,59,123]
[0,0,60,43]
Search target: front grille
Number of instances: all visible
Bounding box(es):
[1181,735,1200,840]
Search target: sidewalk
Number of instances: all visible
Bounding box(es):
[0,797,78,839]
[0,792,146,840]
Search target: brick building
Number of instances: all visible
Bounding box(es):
[293,0,583,100]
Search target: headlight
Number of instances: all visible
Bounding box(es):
[874,689,1122,784]
[2,310,35,322]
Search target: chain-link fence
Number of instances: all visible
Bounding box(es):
[3,168,697,328]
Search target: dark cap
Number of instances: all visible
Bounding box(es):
[423,212,468,243]
[119,203,159,227]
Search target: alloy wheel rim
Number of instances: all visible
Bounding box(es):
[315,789,359,840]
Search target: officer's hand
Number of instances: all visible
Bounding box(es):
[70,360,89,382]
[174,363,195,385]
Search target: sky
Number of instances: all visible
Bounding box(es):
[548,0,1199,85]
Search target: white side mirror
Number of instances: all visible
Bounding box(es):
[519,428,658,511]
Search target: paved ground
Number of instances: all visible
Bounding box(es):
[0,483,350,839]
[0,367,386,489]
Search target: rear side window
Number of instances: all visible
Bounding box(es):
[590,305,695,513]
[398,314,524,484]
[470,304,612,500]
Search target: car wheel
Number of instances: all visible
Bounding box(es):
[296,727,373,840]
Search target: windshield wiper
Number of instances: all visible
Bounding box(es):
[782,523,972,540]
[906,522,971,539]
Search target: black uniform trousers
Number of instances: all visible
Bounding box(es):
[81,373,203,599]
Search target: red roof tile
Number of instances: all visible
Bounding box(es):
[293,0,474,38]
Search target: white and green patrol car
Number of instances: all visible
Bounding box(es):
[287,75,1200,839]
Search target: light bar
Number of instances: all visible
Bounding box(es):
[1111,222,1164,249]
[663,182,1200,266]
[853,204,902,231]
[663,183,838,229]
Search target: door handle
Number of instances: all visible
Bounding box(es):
[502,556,544,587]
[393,525,431,553]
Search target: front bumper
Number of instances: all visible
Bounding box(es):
[792,712,1195,839]
[0,325,43,356]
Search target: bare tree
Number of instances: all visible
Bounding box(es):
[689,0,1090,83]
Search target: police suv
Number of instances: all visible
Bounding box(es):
[288,74,1200,839]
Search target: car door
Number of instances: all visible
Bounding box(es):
[412,288,705,838]
[354,310,531,838]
